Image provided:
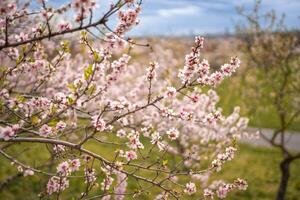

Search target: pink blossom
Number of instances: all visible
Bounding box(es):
[15,32,28,42]
[0,89,9,99]
[211,159,222,172]
[195,36,204,48]
[56,121,67,131]
[115,172,127,200]
[17,166,23,172]
[102,195,111,200]
[38,124,53,137]
[116,129,127,138]
[146,62,159,81]
[191,94,199,103]
[150,131,161,144]
[91,115,106,131]
[11,124,20,132]
[127,131,144,149]
[69,159,81,172]
[73,0,97,22]
[58,22,72,31]
[216,185,228,199]
[166,128,179,140]
[221,57,241,77]
[23,169,34,176]
[101,176,114,191]
[53,145,65,153]
[203,188,214,199]
[54,92,67,103]
[184,182,197,195]
[57,161,70,176]
[46,176,69,194]
[125,150,137,161]
[115,6,141,35]
[157,141,167,151]
[165,86,177,98]
[0,126,15,140]
[234,178,248,191]
[84,168,96,184]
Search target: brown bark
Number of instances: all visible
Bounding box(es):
[276,158,291,200]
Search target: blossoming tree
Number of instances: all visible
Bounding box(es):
[237,1,300,199]
[0,0,250,199]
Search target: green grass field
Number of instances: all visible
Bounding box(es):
[214,144,300,200]
[216,77,300,132]
[0,142,299,200]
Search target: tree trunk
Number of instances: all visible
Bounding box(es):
[276,159,291,200]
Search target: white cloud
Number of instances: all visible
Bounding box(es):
[157,5,199,18]
[131,0,300,36]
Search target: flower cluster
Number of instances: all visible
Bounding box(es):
[178,38,240,86]
[56,159,81,176]
[166,128,180,140]
[165,86,177,98]
[58,22,72,31]
[127,131,144,149]
[115,6,141,36]
[73,0,97,22]
[91,116,106,131]
[84,168,97,184]
[0,1,17,17]
[203,178,248,199]
[211,147,237,172]
[146,62,159,81]
[45,159,81,194]
[124,150,137,161]
[47,176,69,195]
[0,124,19,140]
[39,124,53,137]
[114,172,127,200]
[184,182,197,195]
[23,169,35,176]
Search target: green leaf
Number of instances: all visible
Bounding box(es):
[232,137,237,147]
[81,31,87,40]
[93,52,101,62]
[67,96,74,105]
[31,116,39,125]
[84,64,93,81]
[48,119,58,126]
[67,83,76,92]
[0,100,4,111]
[0,66,7,73]
[61,40,71,52]
[16,95,25,103]
[117,1,123,8]
[21,45,27,52]
[86,84,96,96]
[162,159,168,166]
[50,105,57,115]
[16,56,23,65]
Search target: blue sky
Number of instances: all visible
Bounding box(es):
[41,0,300,36]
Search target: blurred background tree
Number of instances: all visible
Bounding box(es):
[237,1,300,199]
